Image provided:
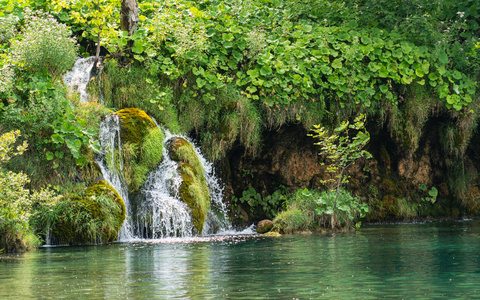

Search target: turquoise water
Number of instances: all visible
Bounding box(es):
[1,221,480,299]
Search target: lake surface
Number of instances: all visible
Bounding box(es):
[1,221,480,299]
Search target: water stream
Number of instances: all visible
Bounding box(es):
[63,57,96,103]
[65,57,231,241]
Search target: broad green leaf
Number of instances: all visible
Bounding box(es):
[332,58,343,69]
[46,151,54,161]
[260,66,272,76]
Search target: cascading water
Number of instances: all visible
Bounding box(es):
[133,130,230,238]
[97,114,134,240]
[65,56,232,241]
[63,56,96,103]
[97,120,231,240]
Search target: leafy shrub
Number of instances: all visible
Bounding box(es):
[315,189,369,228]
[10,9,77,79]
[0,130,59,252]
[233,187,288,220]
[273,188,369,232]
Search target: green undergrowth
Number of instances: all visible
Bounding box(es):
[232,186,288,221]
[31,180,125,245]
[169,137,210,234]
[273,188,369,233]
[87,59,181,133]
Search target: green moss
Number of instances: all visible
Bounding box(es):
[380,145,391,169]
[169,137,210,234]
[51,180,126,245]
[273,208,306,234]
[117,108,156,145]
[115,108,165,191]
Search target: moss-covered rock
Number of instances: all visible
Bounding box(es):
[169,137,210,234]
[115,108,164,191]
[51,180,126,245]
[256,219,274,234]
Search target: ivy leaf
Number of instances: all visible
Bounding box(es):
[379,66,388,78]
[132,40,144,54]
[438,51,448,64]
[452,70,463,80]
[379,84,388,94]
[260,66,272,76]
[51,133,64,144]
[247,69,259,78]
[196,77,206,88]
[46,151,54,161]
[55,151,64,159]
[332,58,343,69]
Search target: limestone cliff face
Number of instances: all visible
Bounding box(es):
[223,120,480,223]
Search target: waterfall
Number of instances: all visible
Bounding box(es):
[134,142,194,238]
[97,114,134,240]
[63,56,96,103]
[65,57,232,241]
[97,120,230,240]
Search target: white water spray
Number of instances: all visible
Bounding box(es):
[97,114,134,240]
[63,57,96,103]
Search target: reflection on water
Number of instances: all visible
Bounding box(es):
[1,221,480,299]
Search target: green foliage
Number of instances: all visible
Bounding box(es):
[0,130,59,252]
[310,114,371,227]
[315,189,369,228]
[47,105,101,167]
[420,184,438,204]
[273,188,368,233]
[31,180,126,245]
[232,186,288,220]
[115,0,476,112]
[10,10,77,80]
[47,0,122,54]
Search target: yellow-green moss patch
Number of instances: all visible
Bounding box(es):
[115,108,164,191]
[51,180,126,245]
[169,137,210,234]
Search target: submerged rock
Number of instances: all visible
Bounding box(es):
[256,219,274,234]
[168,137,210,235]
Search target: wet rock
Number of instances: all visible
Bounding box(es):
[256,219,274,234]
[169,137,210,235]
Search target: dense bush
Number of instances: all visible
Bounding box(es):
[0,130,59,252]
[273,188,369,233]
[10,10,77,79]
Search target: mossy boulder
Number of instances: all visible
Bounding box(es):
[257,219,274,234]
[115,108,164,191]
[169,137,210,234]
[52,180,126,245]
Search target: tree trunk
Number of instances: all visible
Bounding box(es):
[121,0,139,36]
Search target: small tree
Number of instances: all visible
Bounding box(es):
[309,114,372,228]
